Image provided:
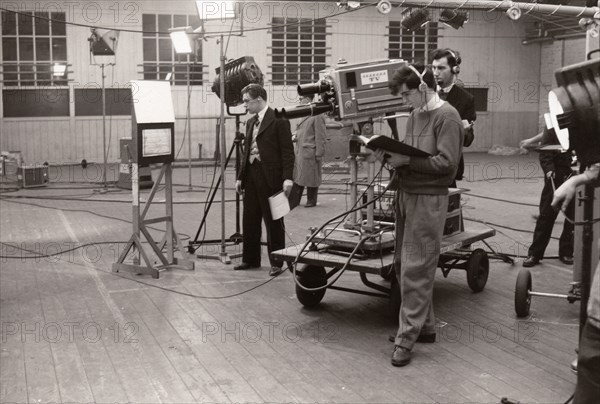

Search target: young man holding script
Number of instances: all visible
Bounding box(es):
[373,63,463,367]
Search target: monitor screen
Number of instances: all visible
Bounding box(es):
[142,128,172,157]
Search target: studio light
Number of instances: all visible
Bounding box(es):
[376,0,392,15]
[337,1,361,10]
[88,28,119,56]
[401,8,431,31]
[506,3,522,21]
[52,63,67,77]
[548,58,600,166]
[211,56,264,106]
[169,27,195,55]
[439,9,469,29]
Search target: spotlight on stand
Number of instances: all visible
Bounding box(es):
[439,9,469,29]
[211,56,264,107]
[401,8,431,31]
[88,28,119,56]
[169,26,196,55]
[506,3,522,21]
[548,57,600,167]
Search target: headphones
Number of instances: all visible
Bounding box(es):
[446,49,461,74]
[407,64,428,92]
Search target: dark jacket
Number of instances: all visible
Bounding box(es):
[238,107,295,191]
[445,84,476,180]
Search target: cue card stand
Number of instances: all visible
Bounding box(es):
[113,80,194,278]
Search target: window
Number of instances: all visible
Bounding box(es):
[1,11,67,87]
[1,10,69,117]
[387,21,439,63]
[270,17,328,86]
[141,14,203,85]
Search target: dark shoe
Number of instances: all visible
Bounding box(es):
[388,333,436,343]
[269,266,284,276]
[559,256,574,265]
[522,256,540,267]
[304,202,316,208]
[391,346,411,367]
[234,262,260,271]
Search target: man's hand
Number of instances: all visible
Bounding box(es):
[283,180,294,197]
[552,164,600,212]
[519,135,541,150]
[235,180,243,195]
[374,149,410,167]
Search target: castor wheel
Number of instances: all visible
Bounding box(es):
[295,265,327,307]
[466,248,489,293]
[515,268,532,317]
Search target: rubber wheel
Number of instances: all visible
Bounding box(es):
[389,277,401,322]
[466,248,489,293]
[295,265,327,307]
[515,268,532,318]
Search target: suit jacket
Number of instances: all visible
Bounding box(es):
[238,107,295,191]
[445,85,476,180]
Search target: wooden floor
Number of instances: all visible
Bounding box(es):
[0,153,582,404]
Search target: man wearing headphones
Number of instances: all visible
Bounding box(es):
[431,48,476,187]
[375,63,463,367]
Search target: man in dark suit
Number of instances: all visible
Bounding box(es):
[234,84,295,276]
[431,48,476,187]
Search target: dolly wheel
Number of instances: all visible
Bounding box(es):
[295,265,327,307]
[466,249,489,293]
[389,277,401,322]
[515,269,532,317]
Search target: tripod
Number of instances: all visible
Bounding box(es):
[188,111,245,260]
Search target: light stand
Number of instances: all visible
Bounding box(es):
[88,29,118,192]
[169,27,201,193]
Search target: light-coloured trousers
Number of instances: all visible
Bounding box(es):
[392,189,448,350]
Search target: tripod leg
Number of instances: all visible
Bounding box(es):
[190,141,237,247]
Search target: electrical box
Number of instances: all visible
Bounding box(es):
[18,165,49,188]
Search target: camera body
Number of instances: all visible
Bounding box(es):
[276,59,410,122]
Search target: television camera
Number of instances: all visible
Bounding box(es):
[274,59,410,123]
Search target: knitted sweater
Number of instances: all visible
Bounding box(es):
[397,102,463,195]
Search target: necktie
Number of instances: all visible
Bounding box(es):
[250,115,261,163]
[438,90,447,101]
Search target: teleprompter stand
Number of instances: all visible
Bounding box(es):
[112,80,194,278]
[113,163,194,278]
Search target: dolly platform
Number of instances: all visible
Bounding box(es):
[271,222,496,316]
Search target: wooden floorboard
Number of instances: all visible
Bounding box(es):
[1,154,587,403]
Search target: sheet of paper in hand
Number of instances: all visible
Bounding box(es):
[268,191,290,220]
